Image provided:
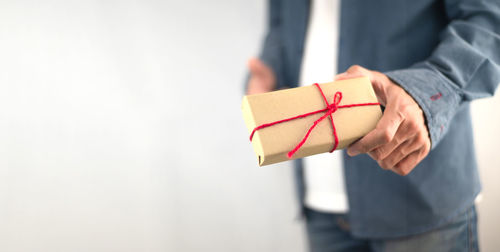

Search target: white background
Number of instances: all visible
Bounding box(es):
[0,1,498,251]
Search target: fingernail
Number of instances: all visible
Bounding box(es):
[347,148,360,157]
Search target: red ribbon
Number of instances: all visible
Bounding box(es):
[249,83,380,158]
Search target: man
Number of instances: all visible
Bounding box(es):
[246,0,500,251]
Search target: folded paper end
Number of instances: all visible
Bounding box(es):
[242,77,382,166]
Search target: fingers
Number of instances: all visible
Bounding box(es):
[347,104,404,156]
[368,134,404,162]
[392,148,426,176]
[376,136,422,171]
[352,104,429,176]
[335,65,389,105]
[352,105,430,176]
[248,57,272,79]
[334,65,373,81]
[368,117,417,161]
[246,57,276,95]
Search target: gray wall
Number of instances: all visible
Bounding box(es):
[0,1,497,251]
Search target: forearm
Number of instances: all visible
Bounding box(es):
[385,0,500,148]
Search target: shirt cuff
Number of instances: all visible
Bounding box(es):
[385,66,461,149]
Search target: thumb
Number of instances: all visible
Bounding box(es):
[334,65,373,81]
[334,65,387,105]
[248,57,272,78]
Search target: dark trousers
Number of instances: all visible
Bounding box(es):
[305,205,479,252]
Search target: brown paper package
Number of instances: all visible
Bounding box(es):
[242,77,382,166]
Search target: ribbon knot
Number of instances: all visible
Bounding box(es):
[327,92,342,113]
[249,83,380,160]
[285,85,342,158]
[327,104,338,112]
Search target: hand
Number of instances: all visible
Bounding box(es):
[246,57,276,95]
[335,65,431,176]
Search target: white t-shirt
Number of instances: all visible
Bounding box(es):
[298,0,348,213]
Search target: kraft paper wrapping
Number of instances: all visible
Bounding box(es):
[242,77,382,166]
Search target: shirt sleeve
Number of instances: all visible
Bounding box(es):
[385,0,500,149]
[259,0,287,90]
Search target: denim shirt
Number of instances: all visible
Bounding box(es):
[257,0,500,238]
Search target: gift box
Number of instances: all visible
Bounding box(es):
[242,77,382,166]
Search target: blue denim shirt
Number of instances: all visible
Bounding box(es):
[258,0,500,238]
